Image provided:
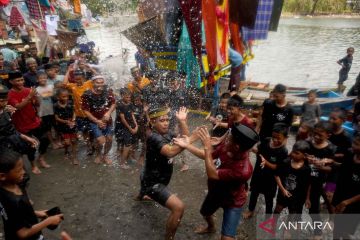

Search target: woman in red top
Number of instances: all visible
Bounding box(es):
[7,71,50,174]
[174,124,258,240]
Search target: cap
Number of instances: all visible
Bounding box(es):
[91,75,105,81]
[230,124,259,151]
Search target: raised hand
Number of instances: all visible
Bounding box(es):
[176,107,188,121]
[28,87,38,98]
[173,135,190,148]
[198,127,211,148]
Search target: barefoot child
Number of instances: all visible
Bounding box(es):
[337,47,354,92]
[300,89,321,126]
[243,123,289,219]
[115,88,138,169]
[7,71,50,174]
[0,148,64,239]
[54,89,78,165]
[273,141,311,238]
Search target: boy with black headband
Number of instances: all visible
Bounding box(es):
[137,106,196,240]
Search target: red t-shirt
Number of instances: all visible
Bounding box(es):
[228,115,254,129]
[209,142,253,208]
[8,88,41,133]
[81,89,115,124]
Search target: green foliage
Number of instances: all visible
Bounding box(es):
[82,0,138,15]
[283,0,351,14]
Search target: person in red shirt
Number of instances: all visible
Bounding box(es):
[82,76,116,164]
[213,94,254,131]
[174,124,259,240]
[7,71,50,174]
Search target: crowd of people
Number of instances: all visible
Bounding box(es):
[0,45,359,240]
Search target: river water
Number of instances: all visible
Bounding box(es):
[86,16,360,90]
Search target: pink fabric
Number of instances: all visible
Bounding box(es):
[9,6,25,27]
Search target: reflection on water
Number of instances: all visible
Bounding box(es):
[89,16,360,89]
[247,17,360,89]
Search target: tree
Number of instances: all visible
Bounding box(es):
[310,0,321,14]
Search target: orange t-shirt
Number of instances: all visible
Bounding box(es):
[127,77,150,93]
[65,80,93,118]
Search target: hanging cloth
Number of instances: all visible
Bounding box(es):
[231,0,258,29]
[73,0,81,14]
[9,6,25,27]
[215,0,229,65]
[0,0,9,7]
[26,0,43,20]
[242,0,274,41]
[45,15,59,35]
[269,0,284,31]
[178,0,202,61]
[177,21,201,88]
[229,0,247,55]
[38,0,50,8]
[202,0,217,85]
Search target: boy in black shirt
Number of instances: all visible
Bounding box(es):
[332,136,360,239]
[137,106,196,240]
[274,141,311,222]
[207,92,230,137]
[115,88,138,169]
[256,84,294,142]
[337,47,354,92]
[243,123,289,219]
[0,148,63,240]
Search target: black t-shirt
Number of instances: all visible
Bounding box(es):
[307,141,337,183]
[133,104,145,126]
[143,131,176,189]
[23,71,38,88]
[210,106,229,137]
[329,130,352,160]
[54,102,76,133]
[0,112,17,141]
[115,102,136,130]
[259,100,294,139]
[142,86,168,109]
[338,55,353,75]
[0,187,41,240]
[251,138,288,196]
[332,153,360,213]
[276,159,311,200]
[167,88,186,111]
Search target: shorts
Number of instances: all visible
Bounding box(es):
[324,182,336,193]
[41,115,55,132]
[200,193,243,238]
[116,128,136,146]
[89,123,113,139]
[338,72,348,84]
[276,194,304,214]
[76,117,90,133]
[145,183,172,206]
[62,133,77,139]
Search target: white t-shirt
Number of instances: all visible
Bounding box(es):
[45,15,59,36]
[36,85,54,117]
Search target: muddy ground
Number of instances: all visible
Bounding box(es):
[1,116,292,240]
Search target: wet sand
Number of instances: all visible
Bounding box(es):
[1,117,268,240]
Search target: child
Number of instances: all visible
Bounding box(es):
[243,123,289,219]
[296,121,312,141]
[115,88,137,169]
[306,121,336,237]
[300,90,321,126]
[337,47,354,92]
[132,93,147,166]
[216,94,253,130]
[332,135,360,239]
[54,89,78,164]
[7,71,50,174]
[36,71,60,150]
[326,108,352,208]
[207,92,230,137]
[0,147,64,239]
[273,141,311,237]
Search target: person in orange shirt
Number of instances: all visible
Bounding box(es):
[127,66,150,93]
[62,69,94,154]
